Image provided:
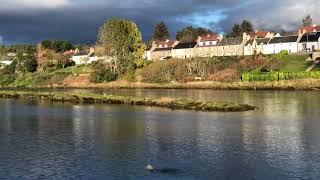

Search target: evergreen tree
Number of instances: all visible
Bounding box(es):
[241,20,254,33]
[302,15,313,26]
[230,24,242,37]
[176,26,211,42]
[153,21,170,40]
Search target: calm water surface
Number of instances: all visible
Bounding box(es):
[0,89,320,179]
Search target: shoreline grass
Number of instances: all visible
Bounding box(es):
[0,90,256,112]
[16,79,319,91]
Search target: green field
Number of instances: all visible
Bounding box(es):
[279,54,311,72]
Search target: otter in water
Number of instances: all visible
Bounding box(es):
[145,165,181,174]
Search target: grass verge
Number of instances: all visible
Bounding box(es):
[0,90,256,112]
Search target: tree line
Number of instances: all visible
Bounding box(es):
[152,15,315,41]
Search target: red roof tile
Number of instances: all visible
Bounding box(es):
[199,33,220,41]
[248,31,269,38]
[299,25,320,33]
[155,39,176,48]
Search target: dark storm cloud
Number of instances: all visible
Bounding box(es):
[0,0,319,44]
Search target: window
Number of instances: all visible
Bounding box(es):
[303,43,307,50]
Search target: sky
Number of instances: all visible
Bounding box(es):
[0,0,319,44]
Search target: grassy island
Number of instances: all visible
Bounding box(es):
[0,91,256,112]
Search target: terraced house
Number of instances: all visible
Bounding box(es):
[150,39,178,60]
[172,42,198,59]
[298,32,320,52]
[193,33,223,57]
[264,36,299,54]
[244,38,271,55]
[217,33,249,56]
[145,25,320,60]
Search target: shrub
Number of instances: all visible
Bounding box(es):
[90,61,118,83]
[277,50,289,60]
[1,61,17,74]
[141,59,187,83]
[262,58,280,72]
[239,57,267,72]
[0,74,16,86]
[209,68,239,82]
[242,71,320,81]
[123,63,136,82]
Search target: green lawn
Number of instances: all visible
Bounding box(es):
[279,54,311,72]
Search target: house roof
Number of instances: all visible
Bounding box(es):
[248,31,269,38]
[299,25,320,33]
[268,36,298,44]
[218,37,243,46]
[256,38,271,45]
[155,39,176,48]
[245,39,254,46]
[153,47,172,52]
[73,51,89,56]
[199,33,220,41]
[245,38,270,46]
[173,42,197,49]
[299,32,320,43]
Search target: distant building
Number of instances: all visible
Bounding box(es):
[172,42,197,59]
[217,33,249,56]
[299,25,320,34]
[264,36,299,54]
[7,53,17,57]
[194,33,223,57]
[150,39,178,60]
[298,32,320,52]
[244,38,271,55]
[247,31,275,39]
[71,47,98,65]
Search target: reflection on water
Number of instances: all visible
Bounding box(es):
[0,90,320,179]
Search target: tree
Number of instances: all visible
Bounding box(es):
[230,24,242,37]
[176,26,211,42]
[56,54,72,68]
[302,15,313,27]
[241,20,254,33]
[40,40,74,53]
[16,46,37,73]
[153,21,170,40]
[229,20,254,37]
[98,17,146,76]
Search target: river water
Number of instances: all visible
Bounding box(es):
[0,89,320,179]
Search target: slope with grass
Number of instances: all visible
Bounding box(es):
[279,54,310,72]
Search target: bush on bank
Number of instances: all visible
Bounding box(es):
[140,56,280,83]
[242,71,320,82]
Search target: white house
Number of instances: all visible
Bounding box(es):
[71,47,98,65]
[298,32,320,52]
[172,42,197,59]
[263,36,299,54]
[197,33,223,46]
[244,38,271,55]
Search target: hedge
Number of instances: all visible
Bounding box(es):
[242,71,320,82]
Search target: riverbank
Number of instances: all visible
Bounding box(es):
[0,91,256,112]
[15,78,319,91]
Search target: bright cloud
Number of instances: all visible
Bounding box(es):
[0,0,70,11]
